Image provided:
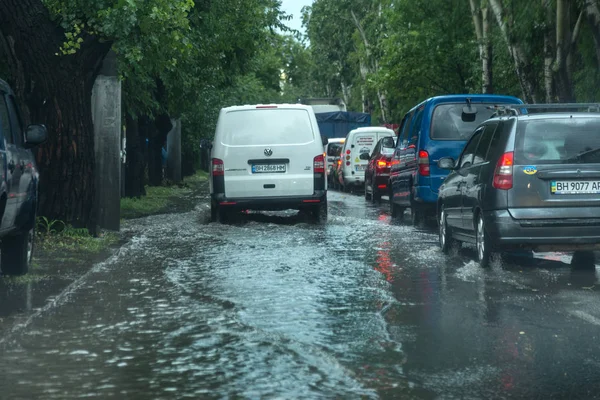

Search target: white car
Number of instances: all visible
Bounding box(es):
[338,127,395,191]
[210,104,328,223]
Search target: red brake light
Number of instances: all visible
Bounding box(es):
[212,158,224,176]
[337,159,342,166]
[493,151,514,190]
[377,160,387,168]
[418,150,430,176]
[346,150,351,155]
[314,154,325,173]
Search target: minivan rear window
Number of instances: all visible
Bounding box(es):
[431,103,507,140]
[515,118,600,165]
[221,109,315,146]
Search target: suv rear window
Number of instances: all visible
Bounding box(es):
[431,103,509,140]
[221,109,315,146]
[515,117,600,165]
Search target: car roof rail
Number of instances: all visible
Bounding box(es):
[506,103,600,115]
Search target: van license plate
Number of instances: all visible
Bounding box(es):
[551,180,600,194]
[252,164,286,173]
[355,165,366,171]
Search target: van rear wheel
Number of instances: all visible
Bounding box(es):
[312,202,328,223]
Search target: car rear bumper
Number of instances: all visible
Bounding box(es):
[413,185,438,204]
[212,191,326,211]
[373,175,390,190]
[343,175,365,186]
[484,210,600,251]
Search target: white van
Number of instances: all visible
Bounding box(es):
[210,104,328,222]
[338,127,395,191]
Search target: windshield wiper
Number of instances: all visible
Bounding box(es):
[565,147,600,162]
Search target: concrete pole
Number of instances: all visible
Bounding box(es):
[91,49,121,231]
[166,118,182,183]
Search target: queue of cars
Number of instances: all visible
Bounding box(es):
[210,97,600,268]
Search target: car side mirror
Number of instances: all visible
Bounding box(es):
[359,152,370,160]
[437,157,456,170]
[24,124,48,148]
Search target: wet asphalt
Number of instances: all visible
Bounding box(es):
[1,189,600,399]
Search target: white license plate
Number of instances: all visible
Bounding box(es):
[252,164,286,173]
[355,165,366,171]
[551,180,600,194]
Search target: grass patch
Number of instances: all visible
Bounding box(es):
[120,171,208,219]
[36,222,120,255]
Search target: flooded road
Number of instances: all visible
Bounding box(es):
[1,191,600,399]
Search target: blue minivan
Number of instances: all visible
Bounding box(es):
[389,95,523,224]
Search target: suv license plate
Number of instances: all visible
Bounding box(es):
[551,180,600,194]
[252,164,286,173]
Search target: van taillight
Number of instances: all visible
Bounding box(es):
[493,151,514,190]
[212,158,224,176]
[314,154,325,173]
[418,150,430,176]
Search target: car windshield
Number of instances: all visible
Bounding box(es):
[221,109,315,146]
[515,117,600,164]
[431,103,512,140]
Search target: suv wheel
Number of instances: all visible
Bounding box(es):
[571,251,596,269]
[476,214,492,267]
[1,228,34,276]
[210,201,218,222]
[439,208,457,254]
[411,207,424,226]
[364,182,372,201]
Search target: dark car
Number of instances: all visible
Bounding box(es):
[389,95,523,225]
[363,136,396,202]
[0,79,48,275]
[437,103,600,268]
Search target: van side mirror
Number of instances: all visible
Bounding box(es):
[24,124,48,148]
[359,152,370,161]
[437,157,456,170]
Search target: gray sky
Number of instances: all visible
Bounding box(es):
[279,0,314,35]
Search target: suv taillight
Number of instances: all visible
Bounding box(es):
[314,154,325,173]
[493,151,514,190]
[418,150,430,176]
[212,158,224,176]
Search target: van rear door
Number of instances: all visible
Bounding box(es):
[219,108,318,198]
[509,117,600,220]
[352,132,377,176]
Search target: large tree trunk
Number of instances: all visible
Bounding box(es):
[584,0,600,68]
[489,0,539,103]
[0,0,111,229]
[543,0,555,102]
[470,0,494,93]
[124,113,146,198]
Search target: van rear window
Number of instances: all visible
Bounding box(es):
[515,118,600,165]
[221,109,315,146]
[431,103,506,140]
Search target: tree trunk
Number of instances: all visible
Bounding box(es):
[124,113,146,198]
[543,0,555,102]
[584,0,600,68]
[482,5,494,93]
[489,0,539,103]
[0,0,111,229]
[146,113,172,186]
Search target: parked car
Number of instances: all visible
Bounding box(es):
[0,79,48,275]
[210,104,328,223]
[363,136,396,202]
[338,127,395,192]
[325,138,344,186]
[437,103,600,267]
[389,94,524,225]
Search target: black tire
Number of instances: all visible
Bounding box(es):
[372,185,382,203]
[571,251,596,269]
[312,202,328,223]
[217,207,230,224]
[439,207,457,254]
[210,201,218,222]
[411,206,424,226]
[390,200,405,220]
[476,213,493,267]
[1,228,34,276]
[364,181,372,200]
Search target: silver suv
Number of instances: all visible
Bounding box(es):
[437,104,600,267]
